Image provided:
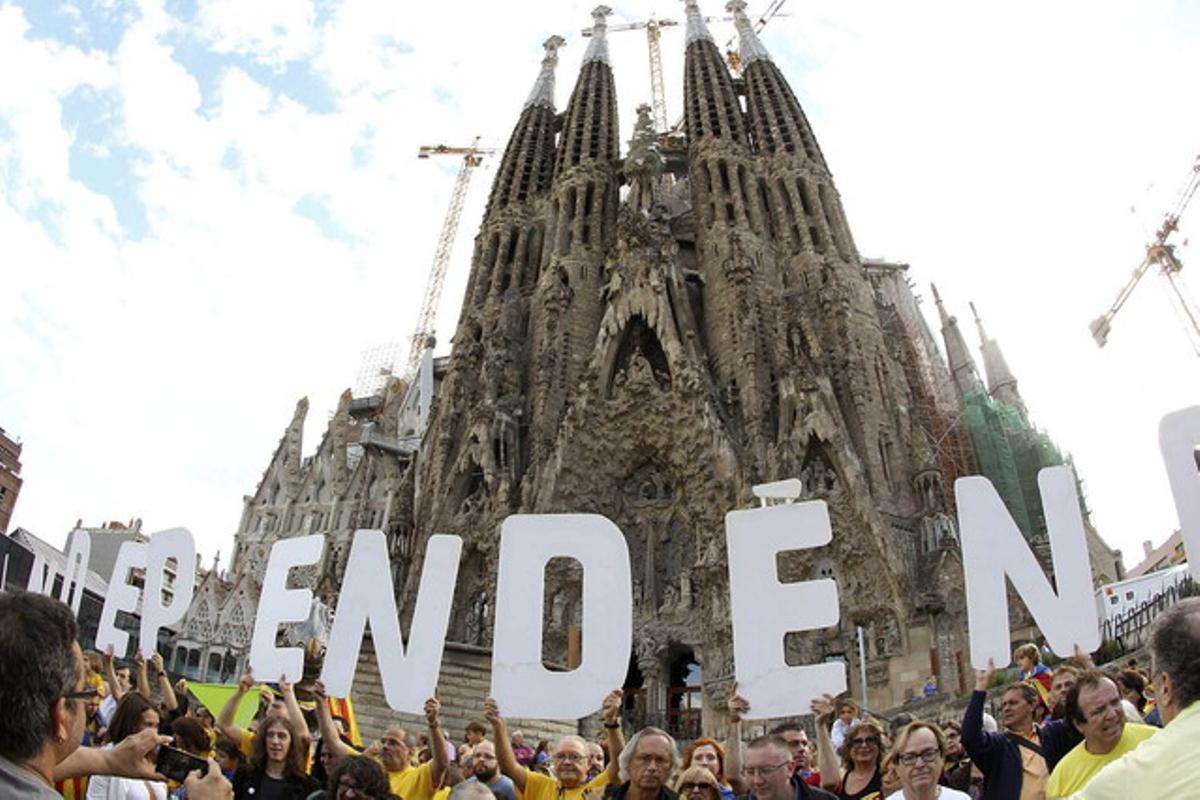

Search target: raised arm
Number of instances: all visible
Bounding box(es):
[600,689,625,784]
[725,688,748,794]
[217,669,254,744]
[104,646,124,702]
[151,653,178,712]
[810,694,840,792]
[426,694,449,788]
[278,676,311,750]
[485,698,528,792]
[311,681,352,760]
[134,651,151,699]
[962,661,999,762]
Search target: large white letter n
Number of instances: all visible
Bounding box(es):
[956,466,1099,668]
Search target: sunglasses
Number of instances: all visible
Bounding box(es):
[849,737,879,748]
[64,687,101,701]
[679,783,717,793]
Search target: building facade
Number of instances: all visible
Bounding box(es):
[0,427,22,535]
[172,1,1123,737]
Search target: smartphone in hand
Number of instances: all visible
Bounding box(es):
[154,745,209,784]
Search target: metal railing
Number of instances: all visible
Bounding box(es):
[1099,575,1196,656]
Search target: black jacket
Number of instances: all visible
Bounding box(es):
[603,782,679,800]
[232,765,320,800]
[960,690,1080,800]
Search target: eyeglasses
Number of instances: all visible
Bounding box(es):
[849,737,879,748]
[897,749,941,766]
[679,783,717,794]
[553,753,587,763]
[63,687,101,701]
[741,763,790,779]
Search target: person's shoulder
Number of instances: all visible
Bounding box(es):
[526,770,552,784]
[586,772,613,789]
[1123,724,1157,744]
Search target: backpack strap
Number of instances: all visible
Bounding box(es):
[1005,732,1046,758]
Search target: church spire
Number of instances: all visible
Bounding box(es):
[683,0,715,45]
[682,0,748,145]
[525,35,566,109]
[482,36,564,220]
[932,284,983,399]
[726,0,771,66]
[971,302,1028,418]
[582,6,612,65]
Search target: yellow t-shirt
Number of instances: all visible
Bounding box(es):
[1046,724,1157,799]
[521,769,611,800]
[390,761,436,800]
[238,728,255,758]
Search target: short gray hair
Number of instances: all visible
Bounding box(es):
[450,781,496,800]
[0,592,80,760]
[1149,596,1200,710]
[617,727,678,781]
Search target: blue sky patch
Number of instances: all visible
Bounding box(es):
[10,0,137,53]
[293,193,355,242]
[62,85,149,239]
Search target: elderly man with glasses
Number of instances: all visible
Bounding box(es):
[485,690,624,800]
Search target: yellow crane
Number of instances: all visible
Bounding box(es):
[407,140,496,379]
[1090,154,1200,356]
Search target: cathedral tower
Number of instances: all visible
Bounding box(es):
[390,4,973,725]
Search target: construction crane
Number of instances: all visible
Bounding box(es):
[1090,154,1200,355]
[405,140,496,380]
[581,5,789,133]
[583,17,678,132]
[722,0,789,72]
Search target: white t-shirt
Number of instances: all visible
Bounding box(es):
[85,746,168,800]
[884,789,971,800]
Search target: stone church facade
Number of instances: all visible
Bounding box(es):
[170,1,1120,738]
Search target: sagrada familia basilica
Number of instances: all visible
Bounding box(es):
[168,1,1121,738]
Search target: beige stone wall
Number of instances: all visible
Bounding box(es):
[350,636,582,746]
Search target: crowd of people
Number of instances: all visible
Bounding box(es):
[2,590,1197,800]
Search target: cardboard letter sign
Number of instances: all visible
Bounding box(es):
[140,528,197,656]
[957,466,1099,668]
[95,541,149,656]
[249,535,324,680]
[320,530,462,713]
[726,500,844,718]
[59,529,92,615]
[491,514,632,719]
[1159,407,1200,580]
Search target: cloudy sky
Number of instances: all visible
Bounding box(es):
[2,0,1198,575]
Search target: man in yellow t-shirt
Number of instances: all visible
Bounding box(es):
[315,681,448,800]
[1047,672,1157,798]
[485,689,625,800]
